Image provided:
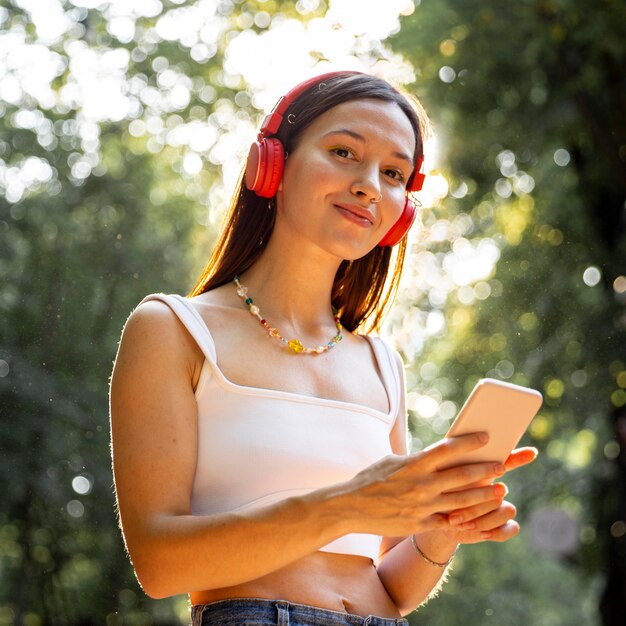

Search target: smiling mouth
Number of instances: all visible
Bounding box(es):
[334,204,375,227]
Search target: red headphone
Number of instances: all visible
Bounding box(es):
[244,72,425,247]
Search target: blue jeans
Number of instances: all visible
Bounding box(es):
[191,598,409,625]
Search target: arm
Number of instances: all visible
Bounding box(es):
[110,301,351,598]
[375,353,537,615]
[110,303,518,598]
[375,354,462,613]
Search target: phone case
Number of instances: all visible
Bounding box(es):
[438,378,543,469]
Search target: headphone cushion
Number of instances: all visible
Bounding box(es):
[378,196,417,247]
[244,141,263,193]
[259,138,284,198]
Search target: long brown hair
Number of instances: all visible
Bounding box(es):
[189,72,430,333]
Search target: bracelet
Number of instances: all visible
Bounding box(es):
[410,534,458,568]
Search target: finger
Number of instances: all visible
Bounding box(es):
[504,447,538,471]
[437,482,508,513]
[451,500,516,531]
[419,512,452,533]
[449,518,520,545]
[447,495,509,529]
[480,520,520,542]
[418,432,489,470]
[437,460,506,491]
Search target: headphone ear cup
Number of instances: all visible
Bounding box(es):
[244,138,285,198]
[377,195,417,247]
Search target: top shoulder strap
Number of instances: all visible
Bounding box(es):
[138,293,217,363]
[363,335,402,420]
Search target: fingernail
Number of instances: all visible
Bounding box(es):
[449,514,464,525]
[494,463,506,475]
[494,483,507,497]
[478,432,489,444]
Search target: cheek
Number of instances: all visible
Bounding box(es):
[282,156,340,199]
[278,161,328,219]
[385,192,408,226]
[299,154,341,185]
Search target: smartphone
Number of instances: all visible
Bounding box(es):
[437,378,543,470]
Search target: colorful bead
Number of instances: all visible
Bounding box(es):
[233,276,343,356]
[288,339,304,353]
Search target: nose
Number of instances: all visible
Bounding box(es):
[350,164,382,204]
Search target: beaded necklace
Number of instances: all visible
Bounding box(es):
[233,276,343,354]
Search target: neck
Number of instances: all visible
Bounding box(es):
[235,237,343,336]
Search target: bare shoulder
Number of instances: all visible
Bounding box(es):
[352,332,401,364]
[187,283,238,311]
[124,297,182,332]
[113,297,201,381]
[186,284,247,332]
[120,299,180,349]
[343,332,374,359]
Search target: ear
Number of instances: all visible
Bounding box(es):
[274,177,284,211]
[277,151,288,192]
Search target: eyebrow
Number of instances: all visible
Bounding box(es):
[323,128,415,166]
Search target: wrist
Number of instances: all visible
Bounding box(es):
[411,531,459,565]
[298,480,358,539]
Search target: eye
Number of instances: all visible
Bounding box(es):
[383,168,406,184]
[330,146,356,160]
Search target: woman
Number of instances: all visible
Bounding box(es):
[110,71,537,626]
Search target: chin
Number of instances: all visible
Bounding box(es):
[325,238,378,262]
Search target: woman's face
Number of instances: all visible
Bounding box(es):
[275,98,416,261]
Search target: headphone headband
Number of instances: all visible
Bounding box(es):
[258,71,364,138]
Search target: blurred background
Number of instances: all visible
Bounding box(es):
[0,1,625,624]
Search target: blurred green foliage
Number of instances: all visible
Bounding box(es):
[0,0,624,625]
[0,1,327,624]
[388,1,625,624]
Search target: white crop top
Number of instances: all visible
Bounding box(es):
[139,293,405,562]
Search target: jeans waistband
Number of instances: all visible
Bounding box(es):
[191,598,409,626]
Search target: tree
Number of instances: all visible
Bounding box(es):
[0,1,327,623]
[387,1,626,624]
[2,0,624,623]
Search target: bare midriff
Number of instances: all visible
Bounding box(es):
[189,551,401,618]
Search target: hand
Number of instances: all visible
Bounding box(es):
[344,432,512,537]
[442,498,520,545]
[440,446,539,544]
[409,497,520,568]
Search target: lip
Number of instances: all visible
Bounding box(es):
[334,202,375,227]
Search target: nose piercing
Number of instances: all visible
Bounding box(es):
[371,193,383,204]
